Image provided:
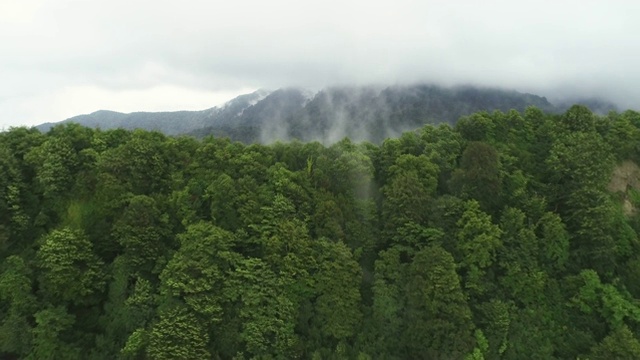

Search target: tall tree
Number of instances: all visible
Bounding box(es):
[36,228,105,306]
[403,245,475,359]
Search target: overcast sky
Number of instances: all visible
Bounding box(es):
[1,0,639,128]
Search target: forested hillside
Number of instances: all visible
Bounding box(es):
[3,105,640,359]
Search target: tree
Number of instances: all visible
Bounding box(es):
[36,228,105,305]
[370,246,408,357]
[451,142,502,212]
[97,130,173,195]
[498,207,546,305]
[0,256,37,357]
[25,136,78,200]
[382,154,439,235]
[587,325,640,360]
[112,195,172,276]
[403,245,475,359]
[146,306,211,360]
[455,112,496,142]
[455,200,502,298]
[311,239,362,345]
[536,211,569,275]
[206,173,240,231]
[160,222,238,321]
[227,258,300,358]
[27,306,80,360]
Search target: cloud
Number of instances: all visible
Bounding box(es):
[2,0,640,128]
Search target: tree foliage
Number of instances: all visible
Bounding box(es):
[2,106,640,358]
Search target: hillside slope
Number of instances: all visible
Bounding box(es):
[37,84,566,143]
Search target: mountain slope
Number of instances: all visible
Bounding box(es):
[36,84,560,143]
[35,89,272,135]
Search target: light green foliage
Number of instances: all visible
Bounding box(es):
[455,200,502,296]
[147,307,211,360]
[121,328,147,358]
[36,228,105,305]
[228,258,299,358]
[606,112,640,161]
[571,270,640,328]
[267,162,313,218]
[386,154,439,193]
[465,330,489,360]
[160,222,238,320]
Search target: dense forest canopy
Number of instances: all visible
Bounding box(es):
[2,105,640,359]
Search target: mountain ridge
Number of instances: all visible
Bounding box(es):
[34,84,617,144]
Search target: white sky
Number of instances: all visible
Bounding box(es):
[1,0,639,128]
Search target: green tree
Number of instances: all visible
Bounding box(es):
[27,306,80,360]
[312,239,362,345]
[382,154,439,235]
[498,207,546,305]
[587,325,640,360]
[370,246,408,356]
[160,222,238,321]
[228,258,300,358]
[455,200,502,298]
[403,245,475,359]
[0,256,37,357]
[36,228,105,306]
[97,130,173,195]
[146,306,211,360]
[112,195,172,275]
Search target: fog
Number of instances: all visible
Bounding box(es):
[1,0,639,128]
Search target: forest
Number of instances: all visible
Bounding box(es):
[2,105,640,359]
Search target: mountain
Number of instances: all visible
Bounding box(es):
[35,89,272,135]
[36,84,564,143]
[192,84,556,143]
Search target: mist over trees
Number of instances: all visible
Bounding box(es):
[3,105,640,359]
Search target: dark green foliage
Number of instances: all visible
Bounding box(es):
[2,105,640,359]
[403,245,474,359]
